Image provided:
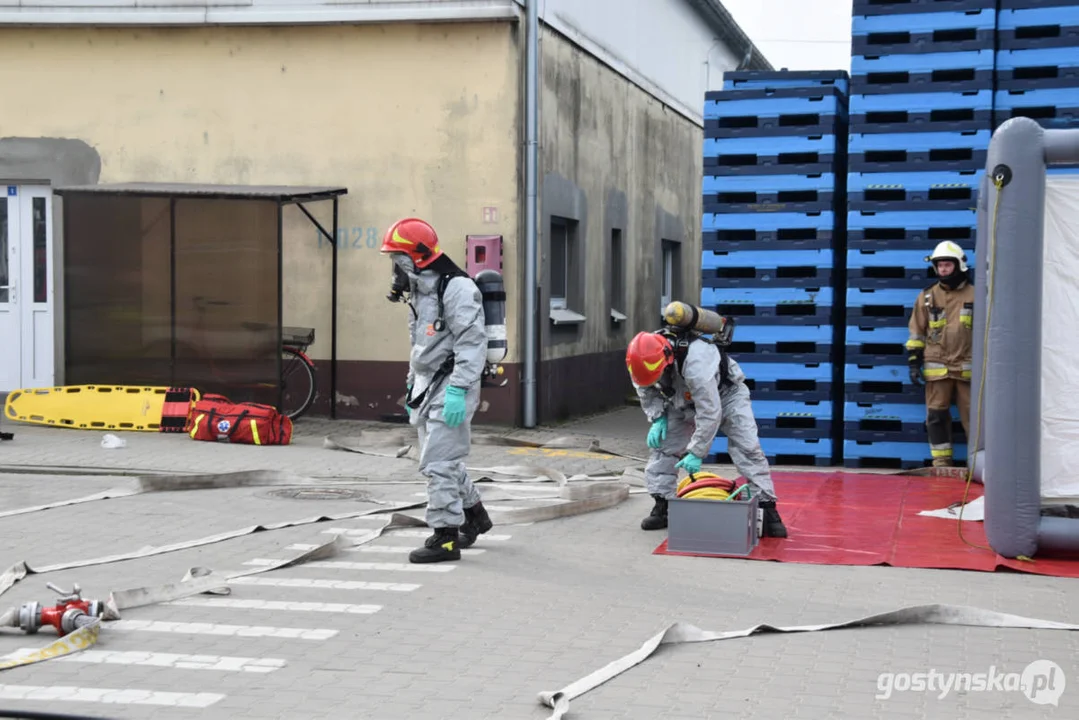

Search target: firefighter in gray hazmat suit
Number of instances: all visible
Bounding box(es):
[380,217,493,564]
[626,317,788,538]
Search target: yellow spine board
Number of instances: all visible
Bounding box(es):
[4,385,183,432]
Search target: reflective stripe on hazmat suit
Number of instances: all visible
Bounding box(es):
[635,338,777,501]
[402,265,487,528]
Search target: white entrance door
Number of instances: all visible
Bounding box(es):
[0,185,54,392]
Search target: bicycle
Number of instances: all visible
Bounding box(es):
[139,296,318,420]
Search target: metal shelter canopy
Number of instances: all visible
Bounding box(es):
[53,181,348,418]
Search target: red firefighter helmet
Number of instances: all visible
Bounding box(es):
[379,217,444,269]
[626,332,674,387]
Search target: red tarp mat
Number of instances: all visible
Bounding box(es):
[653,471,1079,578]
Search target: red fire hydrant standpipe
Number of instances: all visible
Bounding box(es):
[17,583,104,637]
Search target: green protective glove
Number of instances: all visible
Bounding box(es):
[647,416,668,449]
[675,452,702,475]
[442,385,467,428]
[405,384,412,418]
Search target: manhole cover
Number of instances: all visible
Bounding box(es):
[262,487,372,502]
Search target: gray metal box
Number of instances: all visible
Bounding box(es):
[667,493,761,556]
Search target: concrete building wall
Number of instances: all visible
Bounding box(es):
[534,0,741,124]
[535,25,704,423]
[0,21,522,420]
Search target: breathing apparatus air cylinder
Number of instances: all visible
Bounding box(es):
[474,269,508,384]
[662,301,734,345]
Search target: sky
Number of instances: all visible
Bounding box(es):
[720,0,854,73]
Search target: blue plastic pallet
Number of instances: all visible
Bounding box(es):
[721,70,850,94]
[702,173,839,214]
[999,0,1079,11]
[739,361,834,402]
[847,209,976,250]
[704,134,843,176]
[846,247,976,289]
[845,287,917,327]
[727,324,835,364]
[852,0,994,16]
[998,6,1079,50]
[994,87,1079,128]
[996,48,1079,91]
[844,362,918,403]
[702,287,837,327]
[842,439,967,469]
[708,436,833,467]
[845,325,911,364]
[852,9,995,56]
[701,248,835,288]
[849,89,993,134]
[702,285,833,308]
[848,170,981,211]
[703,211,837,252]
[704,87,849,139]
[848,130,989,173]
[843,401,964,443]
[750,399,834,420]
[844,422,966,446]
[851,50,993,95]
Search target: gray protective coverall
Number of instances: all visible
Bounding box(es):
[636,338,777,500]
[402,264,488,529]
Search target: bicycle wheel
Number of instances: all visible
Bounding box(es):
[280,348,316,420]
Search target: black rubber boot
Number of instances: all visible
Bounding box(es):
[409,527,462,564]
[760,500,788,538]
[641,494,669,531]
[459,501,494,549]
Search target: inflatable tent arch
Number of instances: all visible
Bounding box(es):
[972,116,1079,559]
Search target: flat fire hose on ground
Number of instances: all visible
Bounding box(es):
[0,456,632,671]
[536,604,1079,719]
[0,512,430,672]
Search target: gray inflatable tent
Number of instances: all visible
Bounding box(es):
[973,116,1079,559]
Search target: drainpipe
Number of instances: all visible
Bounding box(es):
[522,0,539,427]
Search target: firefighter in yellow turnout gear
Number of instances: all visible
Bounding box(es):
[905,241,975,467]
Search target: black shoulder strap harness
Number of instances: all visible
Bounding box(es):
[655,327,732,397]
[433,270,470,331]
[406,270,472,409]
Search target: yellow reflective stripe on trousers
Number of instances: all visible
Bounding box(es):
[189,414,204,438]
[249,419,261,445]
[931,445,953,458]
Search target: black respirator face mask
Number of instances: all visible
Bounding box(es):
[387,255,415,303]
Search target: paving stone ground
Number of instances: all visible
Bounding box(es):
[0,408,1075,720]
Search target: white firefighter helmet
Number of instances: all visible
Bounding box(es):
[925,241,968,273]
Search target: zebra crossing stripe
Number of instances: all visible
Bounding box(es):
[167,598,383,614]
[241,559,456,573]
[287,543,486,555]
[229,576,420,592]
[8,649,286,673]
[107,619,336,640]
[0,684,224,708]
[322,528,512,541]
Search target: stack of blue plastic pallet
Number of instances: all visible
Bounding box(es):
[700,69,850,467]
[995,0,1079,130]
[842,0,993,469]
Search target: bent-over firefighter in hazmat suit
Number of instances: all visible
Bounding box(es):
[380,217,493,564]
[626,330,788,538]
[905,241,975,467]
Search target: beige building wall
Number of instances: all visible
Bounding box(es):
[535,25,703,422]
[0,22,522,419]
